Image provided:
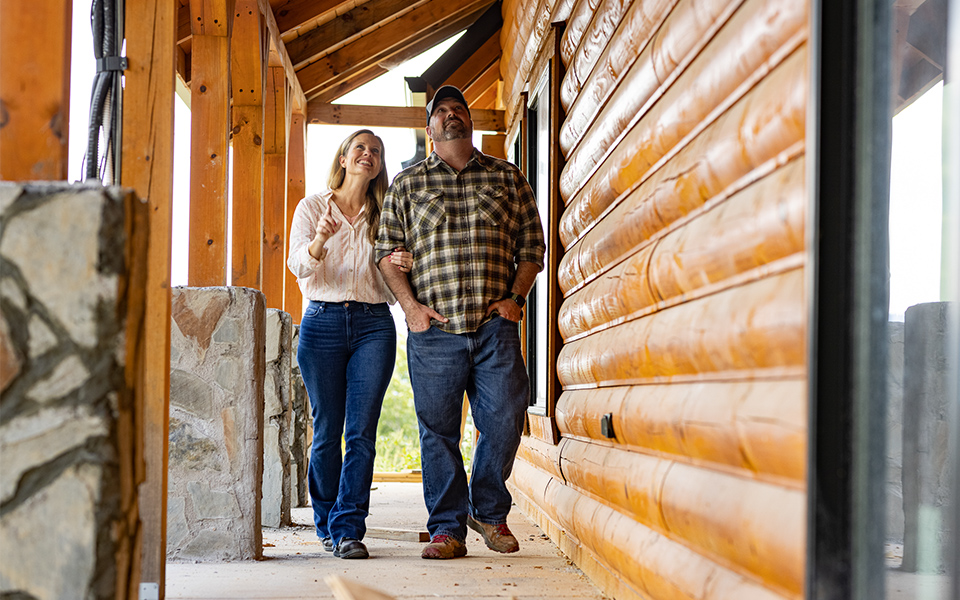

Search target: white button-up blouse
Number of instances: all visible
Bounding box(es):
[286,191,395,305]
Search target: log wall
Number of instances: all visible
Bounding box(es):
[502,0,809,598]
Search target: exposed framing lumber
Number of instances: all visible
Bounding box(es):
[0,0,71,180]
[179,0,307,113]
[444,34,501,93]
[188,0,233,286]
[308,6,488,103]
[271,0,344,34]
[421,0,501,88]
[286,0,427,67]
[306,104,505,132]
[283,113,306,323]
[296,0,492,99]
[462,60,502,105]
[262,67,289,309]
[230,0,266,289]
[119,0,177,594]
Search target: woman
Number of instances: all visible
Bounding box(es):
[287,129,411,559]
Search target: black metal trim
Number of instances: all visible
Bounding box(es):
[806,0,892,597]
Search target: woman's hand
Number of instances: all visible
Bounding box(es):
[388,246,413,273]
[308,201,340,259]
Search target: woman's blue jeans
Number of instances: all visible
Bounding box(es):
[297,300,395,545]
[406,316,530,541]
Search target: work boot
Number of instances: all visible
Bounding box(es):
[334,538,369,559]
[421,534,467,559]
[467,515,519,553]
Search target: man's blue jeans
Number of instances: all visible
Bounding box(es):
[407,316,530,541]
[297,300,395,545]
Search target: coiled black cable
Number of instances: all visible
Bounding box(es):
[82,0,123,183]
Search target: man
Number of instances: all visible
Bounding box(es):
[376,85,545,559]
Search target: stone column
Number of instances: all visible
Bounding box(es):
[290,325,310,508]
[901,301,956,572]
[886,321,905,543]
[0,183,147,599]
[263,308,292,527]
[167,286,265,561]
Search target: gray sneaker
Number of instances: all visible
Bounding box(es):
[467,515,519,553]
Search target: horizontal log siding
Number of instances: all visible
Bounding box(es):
[558,0,633,111]
[510,461,790,600]
[558,157,805,338]
[503,0,808,597]
[559,0,808,244]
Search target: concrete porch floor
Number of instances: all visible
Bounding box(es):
[166,482,609,600]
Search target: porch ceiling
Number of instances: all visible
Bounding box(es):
[176,0,503,117]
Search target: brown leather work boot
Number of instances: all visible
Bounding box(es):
[467,515,520,553]
[421,534,467,559]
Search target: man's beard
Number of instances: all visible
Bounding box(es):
[436,118,471,141]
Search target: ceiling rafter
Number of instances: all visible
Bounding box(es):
[296,0,494,99]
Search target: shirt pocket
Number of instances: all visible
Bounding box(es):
[410,189,445,233]
[477,184,513,227]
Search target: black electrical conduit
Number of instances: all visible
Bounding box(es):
[83,0,125,183]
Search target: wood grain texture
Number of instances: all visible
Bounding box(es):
[283,113,306,323]
[120,0,177,592]
[556,269,807,386]
[510,461,793,600]
[262,67,288,309]
[230,103,264,289]
[559,0,806,206]
[188,33,231,285]
[555,379,806,483]
[559,45,807,265]
[558,157,805,335]
[0,0,71,180]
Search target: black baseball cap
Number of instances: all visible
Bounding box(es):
[426,85,470,124]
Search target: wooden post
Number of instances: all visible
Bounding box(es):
[119,0,176,596]
[230,0,265,289]
[0,0,71,180]
[283,113,306,323]
[262,66,288,309]
[188,0,233,286]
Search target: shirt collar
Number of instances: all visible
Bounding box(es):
[425,148,492,173]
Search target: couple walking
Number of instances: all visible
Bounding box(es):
[287,86,546,560]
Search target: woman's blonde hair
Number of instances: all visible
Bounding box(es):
[327,129,388,244]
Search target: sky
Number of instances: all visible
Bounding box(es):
[66,1,947,320]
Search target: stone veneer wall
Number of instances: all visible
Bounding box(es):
[0,183,147,599]
[167,286,265,561]
[263,308,291,527]
[290,325,309,508]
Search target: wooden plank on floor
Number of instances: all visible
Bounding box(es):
[365,527,431,542]
[0,0,71,180]
[372,471,423,483]
[325,575,396,600]
[119,0,177,596]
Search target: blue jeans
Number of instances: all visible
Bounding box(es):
[406,316,530,541]
[297,300,395,544]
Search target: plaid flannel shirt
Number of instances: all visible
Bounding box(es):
[376,150,545,334]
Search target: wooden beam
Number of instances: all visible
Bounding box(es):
[187,36,231,285]
[287,0,425,67]
[188,2,233,286]
[421,0,500,88]
[119,0,176,595]
[260,0,307,114]
[271,0,344,34]
[308,6,487,103]
[262,67,288,309]
[283,113,306,323]
[230,0,265,289]
[307,104,505,132]
[461,58,501,105]
[444,34,501,93]
[0,0,71,180]
[296,0,491,99]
